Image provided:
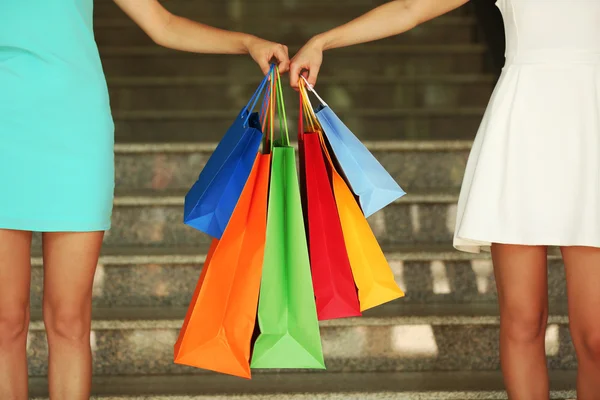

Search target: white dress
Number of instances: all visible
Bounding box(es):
[454,0,600,253]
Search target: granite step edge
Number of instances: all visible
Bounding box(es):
[106,74,496,86]
[29,371,577,399]
[110,189,459,206]
[112,107,486,120]
[27,303,570,330]
[95,15,477,28]
[113,140,474,153]
[99,44,487,57]
[30,242,565,266]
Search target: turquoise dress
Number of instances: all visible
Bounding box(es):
[0,0,114,231]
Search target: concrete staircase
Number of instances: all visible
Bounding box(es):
[28,0,577,398]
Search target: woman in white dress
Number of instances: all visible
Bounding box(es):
[291,0,600,398]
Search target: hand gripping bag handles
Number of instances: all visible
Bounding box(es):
[299,81,405,311]
[183,64,275,238]
[250,68,325,369]
[174,68,275,378]
[299,85,361,321]
[301,76,406,217]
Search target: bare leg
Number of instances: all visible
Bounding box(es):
[491,244,550,399]
[561,246,600,400]
[0,229,32,400]
[42,231,103,400]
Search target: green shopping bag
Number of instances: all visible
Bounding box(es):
[250,69,325,369]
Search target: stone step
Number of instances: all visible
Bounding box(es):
[106,191,458,247]
[112,107,484,142]
[28,245,569,310]
[94,16,477,47]
[25,304,575,377]
[29,371,577,399]
[94,0,471,20]
[107,75,495,111]
[30,190,459,249]
[99,44,487,78]
[113,141,472,192]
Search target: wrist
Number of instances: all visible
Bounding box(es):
[311,33,332,51]
[241,34,257,54]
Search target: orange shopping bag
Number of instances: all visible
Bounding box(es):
[300,81,404,311]
[174,152,271,378]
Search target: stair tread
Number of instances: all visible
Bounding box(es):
[28,302,570,326]
[112,107,486,119]
[107,74,496,86]
[112,140,474,153]
[111,187,458,203]
[95,14,475,27]
[31,242,565,263]
[32,243,459,259]
[99,44,487,55]
[29,371,576,398]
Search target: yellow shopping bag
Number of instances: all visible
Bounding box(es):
[300,81,405,311]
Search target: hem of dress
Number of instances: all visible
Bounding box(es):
[454,234,600,254]
[0,215,111,232]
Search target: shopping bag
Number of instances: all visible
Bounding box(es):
[301,76,406,217]
[251,69,325,369]
[299,93,361,321]
[300,82,405,311]
[174,71,276,377]
[183,65,274,238]
[174,151,271,378]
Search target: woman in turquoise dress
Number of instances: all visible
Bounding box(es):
[0,1,289,398]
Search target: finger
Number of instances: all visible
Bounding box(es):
[258,57,271,75]
[273,46,290,73]
[307,63,321,87]
[289,60,303,89]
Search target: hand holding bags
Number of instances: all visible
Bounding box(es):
[184,65,275,238]
[299,81,405,312]
[301,76,407,217]
[250,69,325,369]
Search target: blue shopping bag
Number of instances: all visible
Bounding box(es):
[302,78,406,217]
[184,66,273,238]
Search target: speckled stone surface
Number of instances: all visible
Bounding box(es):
[25,310,576,376]
[114,149,470,191]
[28,370,576,399]
[27,201,458,248]
[95,0,470,20]
[111,108,484,142]
[108,80,491,112]
[95,0,471,18]
[28,257,568,309]
[28,196,463,248]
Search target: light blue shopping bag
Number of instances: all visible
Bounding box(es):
[184,65,274,238]
[303,77,406,217]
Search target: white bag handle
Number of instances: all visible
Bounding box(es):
[300,75,328,107]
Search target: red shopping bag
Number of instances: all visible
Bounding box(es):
[299,94,361,321]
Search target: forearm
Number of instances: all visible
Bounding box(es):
[311,0,469,51]
[313,0,419,51]
[155,15,253,54]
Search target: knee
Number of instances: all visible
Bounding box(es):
[43,307,90,344]
[502,307,548,344]
[0,306,29,346]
